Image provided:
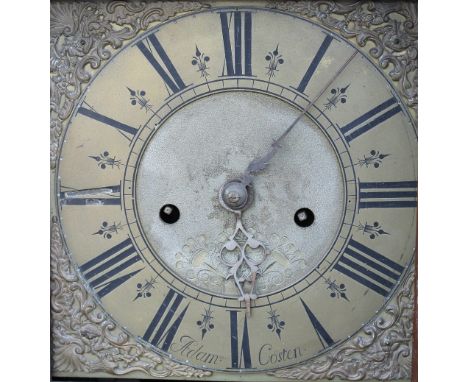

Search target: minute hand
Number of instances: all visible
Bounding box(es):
[242,50,357,185]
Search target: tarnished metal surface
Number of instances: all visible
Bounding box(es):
[136,92,344,296]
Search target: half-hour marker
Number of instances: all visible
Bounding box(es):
[340,97,402,143]
[229,310,253,369]
[60,185,121,206]
[80,238,143,298]
[219,11,253,77]
[300,299,334,348]
[137,34,187,96]
[77,106,138,136]
[294,34,334,94]
[359,181,417,209]
[143,288,189,351]
[334,237,404,297]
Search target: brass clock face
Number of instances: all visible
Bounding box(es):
[56,6,417,372]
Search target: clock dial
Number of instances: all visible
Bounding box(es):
[56,7,417,372]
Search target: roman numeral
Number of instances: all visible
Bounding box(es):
[77,106,138,136]
[137,34,187,96]
[340,97,402,143]
[229,310,252,369]
[80,238,143,298]
[219,11,252,76]
[359,181,417,209]
[59,185,121,206]
[300,299,334,348]
[143,289,189,351]
[294,34,334,94]
[334,238,405,297]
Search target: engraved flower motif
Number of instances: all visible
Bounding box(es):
[266,308,286,339]
[268,233,307,269]
[175,235,229,292]
[254,234,307,293]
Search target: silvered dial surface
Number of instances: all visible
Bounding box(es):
[56,6,417,372]
[135,91,346,297]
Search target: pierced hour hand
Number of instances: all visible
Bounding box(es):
[241,50,358,186]
[218,179,270,316]
[219,214,269,316]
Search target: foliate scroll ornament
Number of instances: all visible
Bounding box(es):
[266,1,418,116]
[50,1,209,168]
[51,216,212,378]
[269,265,414,380]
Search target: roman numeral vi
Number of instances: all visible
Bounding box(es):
[229,310,253,369]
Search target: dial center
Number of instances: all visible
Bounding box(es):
[135,91,345,297]
[220,179,250,211]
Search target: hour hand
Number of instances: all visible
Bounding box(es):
[219,215,270,316]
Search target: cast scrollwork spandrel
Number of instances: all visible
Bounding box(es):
[269,265,414,380]
[266,1,418,115]
[51,216,212,378]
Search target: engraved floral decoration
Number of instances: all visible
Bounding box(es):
[358,221,389,240]
[89,151,122,170]
[50,1,208,168]
[191,45,210,79]
[317,271,350,301]
[327,279,349,301]
[128,87,153,112]
[93,221,123,239]
[357,150,390,168]
[51,217,211,378]
[196,307,215,339]
[174,235,229,294]
[267,1,418,116]
[220,215,269,312]
[255,233,308,294]
[134,277,157,301]
[174,232,307,298]
[323,85,349,110]
[266,308,286,339]
[265,44,285,80]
